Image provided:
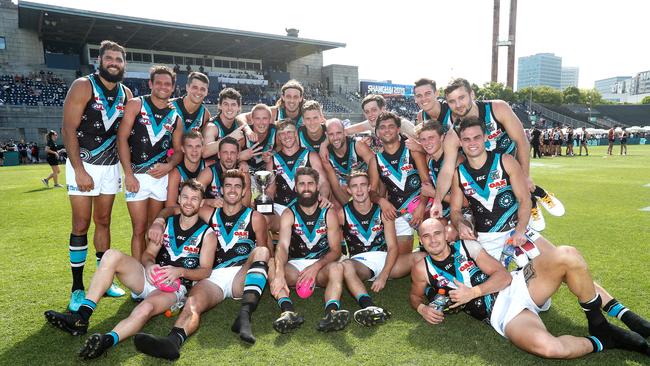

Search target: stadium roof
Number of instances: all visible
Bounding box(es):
[17,1,345,62]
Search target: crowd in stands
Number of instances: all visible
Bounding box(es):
[0,72,68,106]
[385,96,419,121]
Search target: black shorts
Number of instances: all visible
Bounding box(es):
[553,140,560,146]
[608,139,615,143]
[543,139,550,145]
[47,156,58,166]
[621,138,627,144]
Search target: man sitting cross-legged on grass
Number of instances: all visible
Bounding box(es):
[134,169,270,360]
[340,171,426,326]
[270,167,348,333]
[44,179,216,359]
[410,218,650,359]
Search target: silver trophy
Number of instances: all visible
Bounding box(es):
[254,170,275,214]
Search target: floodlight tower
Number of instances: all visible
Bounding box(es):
[491,0,517,89]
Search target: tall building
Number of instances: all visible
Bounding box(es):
[516,53,562,91]
[561,67,579,90]
[595,76,632,102]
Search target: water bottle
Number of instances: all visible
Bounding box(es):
[165,301,185,318]
[429,288,449,312]
[500,244,516,269]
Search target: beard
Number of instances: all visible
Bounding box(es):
[297,191,319,207]
[98,62,124,83]
[180,205,199,218]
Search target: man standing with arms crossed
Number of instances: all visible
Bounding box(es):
[62,40,132,310]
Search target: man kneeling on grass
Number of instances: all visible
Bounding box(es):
[410,218,650,359]
[44,180,216,359]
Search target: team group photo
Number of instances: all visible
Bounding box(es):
[1,0,649,365]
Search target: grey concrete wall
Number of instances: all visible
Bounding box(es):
[0,3,45,69]
[287,52,323,86]
[322,64,358,95]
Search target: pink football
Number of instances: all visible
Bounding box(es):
[407,196,434,214]
[152,268,181,293]
[296,279,315,299]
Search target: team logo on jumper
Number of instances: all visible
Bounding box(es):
[489,170,500,181]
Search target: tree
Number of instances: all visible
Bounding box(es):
[476,82,515,103]
[514,86,563,105]
[640,96,650,104]
[563,86,581,104]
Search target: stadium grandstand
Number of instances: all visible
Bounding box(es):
[0,0,364,154]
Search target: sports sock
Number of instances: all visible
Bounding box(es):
[579,293,606,328]
[325,299,340,313]
[167,327,187,349]
[533,185,547,198]
[241,261,268,314]
[605,299,650,338]
[70,234,88,292]
[77,298,96,322]
[235,261,268,343]
[96,251,105,267]
[356,294,374,309]
[103,331,119,347]
[586,336,604,353]
[278,297,294,312]
[530,194,538,208]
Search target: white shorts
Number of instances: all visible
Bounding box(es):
[288,258,318,273]
[132,268,188,303]
[274,203,289,216]
[477,227,541,260]
[490,269,551,338]
[206,266,243,299]
[125,173,168,202]
[66,160,121,196]
[350,251,387,281]
[395,216,414,237]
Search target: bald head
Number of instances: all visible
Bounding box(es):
[418,218,446,237]
[325,118,345,133]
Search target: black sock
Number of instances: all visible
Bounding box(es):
[605,299,650,338]
[278,297,294,312]
[356,294,374,309]
[102,331,119,348]
[586,336,604,353]
[530,194,538,208]
[241,261,268,314]
[533,185,546,198]
[69,234,88,292]
[167,327,187,349]
[325,299,340,313]
[96,251,105,266]
[579,294,606,328]
[77,298,96,322]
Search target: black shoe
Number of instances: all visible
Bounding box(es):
[133,333,180,360]
[78,333,111,360]
[353,306,390,326]
[317,309,350,332]
[44,310,88,336]
[272,311,304,334]
[590,320,649,354]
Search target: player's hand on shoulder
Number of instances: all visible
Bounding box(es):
[318,195,332,209]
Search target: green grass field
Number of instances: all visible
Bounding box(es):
[1,145,649,365]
